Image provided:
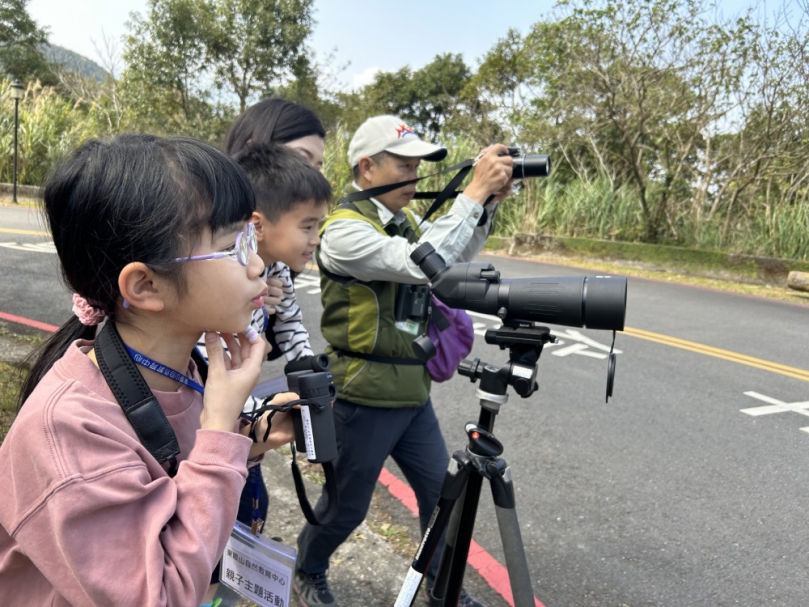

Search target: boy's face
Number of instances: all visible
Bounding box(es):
[252,199,326,273]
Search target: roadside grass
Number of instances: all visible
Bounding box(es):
[0,325,44,444]
[365,517,418,556]
[0,362,24,445]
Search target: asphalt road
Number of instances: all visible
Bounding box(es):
[2,203,809,606]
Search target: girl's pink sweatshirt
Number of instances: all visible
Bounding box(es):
[0,340,252,606]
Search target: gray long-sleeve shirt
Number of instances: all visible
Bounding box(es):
[318,184,498,284]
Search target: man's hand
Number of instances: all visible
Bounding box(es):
[264,277,283,314]
[463,144,513,205]
[492,178,515,202]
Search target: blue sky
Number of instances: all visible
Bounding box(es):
[28,0,796,89]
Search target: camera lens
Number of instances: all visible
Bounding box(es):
[512,154,551,179]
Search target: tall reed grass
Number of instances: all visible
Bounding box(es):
[0,80,106,187]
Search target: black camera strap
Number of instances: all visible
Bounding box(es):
[94,322,181,477]
[96,323,339,530]
[339,159,473,228]
[290,443,339,526]
[339,158,498,249]
[248,397,339,526]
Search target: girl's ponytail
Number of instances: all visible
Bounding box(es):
[18,316,95,408]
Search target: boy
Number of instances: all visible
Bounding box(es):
[236,143,331,363]
[195,143,331,536]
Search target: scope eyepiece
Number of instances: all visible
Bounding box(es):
[411,242,447,281]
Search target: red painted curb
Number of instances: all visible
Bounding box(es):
[0,311,59,332]
[378,468,544,607]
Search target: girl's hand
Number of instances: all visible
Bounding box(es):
[264,277,284,314]
[244,392,299,458]
[200,331,264,433]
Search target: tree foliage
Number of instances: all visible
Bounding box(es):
[0,0,51,83]
[121,0,228,140]
[204,0,313,113]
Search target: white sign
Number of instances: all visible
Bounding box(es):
[740,391,809,433]
[220,522,296,607]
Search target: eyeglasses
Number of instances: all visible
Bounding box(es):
[172,223,257,266]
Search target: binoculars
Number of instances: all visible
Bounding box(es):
[285,355,338,464]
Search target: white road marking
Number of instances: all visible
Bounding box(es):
[741,391,809,433]
[554,329,622,354]
[0,241,56,254]
[466,310,500,323]
[465,311,621,358]
[293,274,322,294]
[552,343,608,359]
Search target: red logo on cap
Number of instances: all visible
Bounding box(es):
[396,123,415,138]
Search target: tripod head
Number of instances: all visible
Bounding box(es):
[458,322,556,398]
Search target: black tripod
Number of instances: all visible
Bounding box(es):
[395,322,554,607]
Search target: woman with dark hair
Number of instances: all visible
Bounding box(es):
[218,97,327,366]
[224,98,326,169]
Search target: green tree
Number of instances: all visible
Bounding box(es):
[272,50,344,131]
[0,0,51,82]
[351,54,495,142]
[121,0,231,141]
[204,0,314,113]
[511,0,750,241]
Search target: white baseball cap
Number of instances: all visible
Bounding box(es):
[348,115,448,167]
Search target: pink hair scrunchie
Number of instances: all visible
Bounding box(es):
[72,294,106,326]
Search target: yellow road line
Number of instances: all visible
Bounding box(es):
[0,227,49,237]
[624,326,809,382]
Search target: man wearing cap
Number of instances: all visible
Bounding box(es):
[293,115,512,607]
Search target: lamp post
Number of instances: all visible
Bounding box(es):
[9,80,24,204]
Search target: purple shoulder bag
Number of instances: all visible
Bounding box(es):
[426,296,475,382]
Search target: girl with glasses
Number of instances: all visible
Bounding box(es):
[0,134,297,607]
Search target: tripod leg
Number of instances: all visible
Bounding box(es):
[395,453,471,607]
[427,481,467,606]
[443,470,484,607]
[488,461,535,607]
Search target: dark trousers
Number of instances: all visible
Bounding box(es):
[297,397,450,578]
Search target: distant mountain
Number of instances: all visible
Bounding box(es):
[43,45,108,82]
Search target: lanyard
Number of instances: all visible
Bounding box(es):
[124,345,206,394]
[261,305,270,333]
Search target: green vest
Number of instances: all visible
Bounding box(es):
[317,198,431,408]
